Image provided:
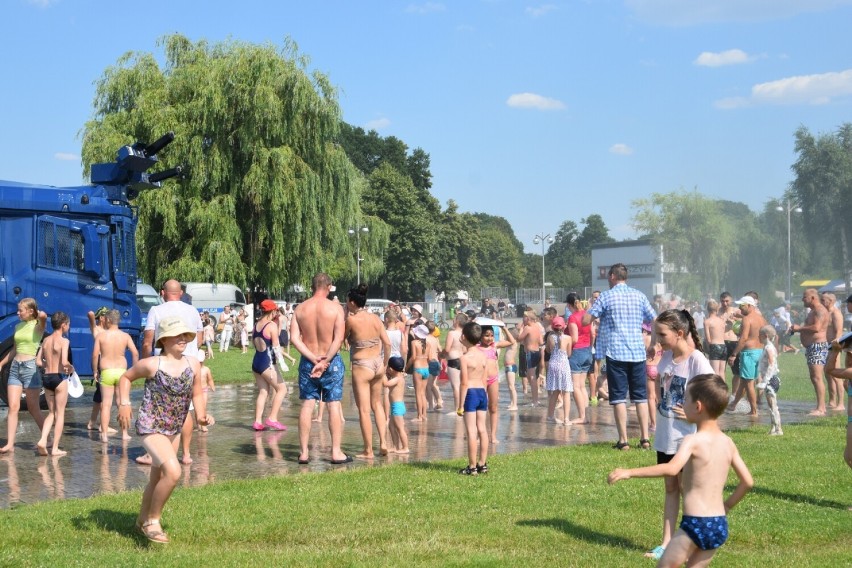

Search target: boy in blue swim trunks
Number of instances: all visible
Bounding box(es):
[457,322,489,475]
[609,374,753,567]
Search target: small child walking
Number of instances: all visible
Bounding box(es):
[457,322,489,475]
[195,351,216,432]
[545,317,573,425]
[609,374,753,567]
[240,324,249,354]
[35,312,73,456]
[384,356,409,454]
[756,325,782,435]
[203,319,215,360]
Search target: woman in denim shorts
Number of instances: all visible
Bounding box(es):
[0,298,47,453]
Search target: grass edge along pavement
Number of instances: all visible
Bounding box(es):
[0,416,848,567]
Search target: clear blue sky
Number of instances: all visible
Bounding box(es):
[3,1,851,252]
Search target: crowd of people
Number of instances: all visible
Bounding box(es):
[1,266,850,561]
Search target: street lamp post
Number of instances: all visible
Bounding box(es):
[776,200,802,302]
[533,233,554,305]
[348,225,369,285]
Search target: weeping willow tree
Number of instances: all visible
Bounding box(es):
[81,34,388,291]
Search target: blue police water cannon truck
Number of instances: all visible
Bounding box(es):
[0,133,181,408]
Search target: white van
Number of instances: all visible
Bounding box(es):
[183,282,246,311]
[136,282,163,331]
[364,298,394,316]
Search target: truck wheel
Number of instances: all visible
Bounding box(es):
[0,348,48,411]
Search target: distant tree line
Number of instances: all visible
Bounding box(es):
[80,35,851,303]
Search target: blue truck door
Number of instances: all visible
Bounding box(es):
[34,215,112,375]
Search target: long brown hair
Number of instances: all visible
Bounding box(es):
[656,309,703,353]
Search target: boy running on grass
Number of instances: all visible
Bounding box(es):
[457,322,489,475]
[608,374,753,567]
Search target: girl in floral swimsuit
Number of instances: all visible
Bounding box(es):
[118,316,208,545]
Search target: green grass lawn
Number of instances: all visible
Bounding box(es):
[0,416,848,566]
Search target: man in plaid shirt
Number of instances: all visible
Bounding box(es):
[583,263,656,450]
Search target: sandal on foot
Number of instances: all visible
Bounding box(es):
[639,438,652,450]
[645,545,665,560]
[141,519,169,544]
[459,465,478,476]
[613,441,630,451]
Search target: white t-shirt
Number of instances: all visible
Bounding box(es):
[654,349,713,455]
[387,328,403,358]
[757,342,778,389]
[145,300,203,358]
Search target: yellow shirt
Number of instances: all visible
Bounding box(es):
[14,319,41,356]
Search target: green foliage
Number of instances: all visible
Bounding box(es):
[81,34,387,291]
[362,164,438,299]
[791,123,852,286]
[633,189,736,298]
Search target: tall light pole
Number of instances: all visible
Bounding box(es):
[533,233,554,305]
[348,225,369,285]
[776,200,801,302]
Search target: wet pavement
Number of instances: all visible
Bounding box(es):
[0,378,823,509]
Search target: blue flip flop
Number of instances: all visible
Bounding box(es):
[645,545,665,560]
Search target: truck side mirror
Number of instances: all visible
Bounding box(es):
[82,224,109,277]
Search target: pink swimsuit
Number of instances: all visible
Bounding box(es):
[479,344,499,385]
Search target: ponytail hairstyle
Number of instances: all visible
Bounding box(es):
[347,283,369,308]
[656,309,703,353]
[565,292,580,309]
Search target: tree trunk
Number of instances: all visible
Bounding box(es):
[842,225,852,302]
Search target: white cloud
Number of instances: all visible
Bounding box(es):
[28,0,59,7]
[626,0,852,26]
[506,92,565,110]
[406,2,446,14]
[526,4,557,17]
[715,68,852,108]
[694,49,751,67]
[54,152,79,161]
[609,143,634,155]
[364,117,391,131]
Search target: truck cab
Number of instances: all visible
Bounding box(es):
[0,133,179,407]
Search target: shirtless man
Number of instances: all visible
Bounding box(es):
[443,314,468,415]
[92,310,139,441]
[518,313,544,406]
[719,292,741,392]
[821,292,846,410]
[728,297,767,416]
[791,288,830,416]
[704,299,727,378]
[291,273,348,464]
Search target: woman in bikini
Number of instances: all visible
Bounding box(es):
[479,325,516,443]
[251,299,288,432]
[345,284,391,458]
[117,316,208,544]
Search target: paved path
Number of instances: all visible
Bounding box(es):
[0,379,823,509]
